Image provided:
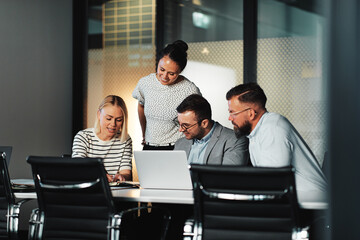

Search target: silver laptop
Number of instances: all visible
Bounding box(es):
[134,150,192,190]
[0,146,12,166]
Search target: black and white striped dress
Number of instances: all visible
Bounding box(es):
[71,128,132,175]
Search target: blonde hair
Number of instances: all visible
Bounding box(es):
[94,95,129,142]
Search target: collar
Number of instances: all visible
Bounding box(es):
[247,112,268,139]
[193,122,217,144]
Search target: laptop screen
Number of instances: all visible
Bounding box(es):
[134,150,192,190]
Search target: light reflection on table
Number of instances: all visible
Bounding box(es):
[15,188,328,210]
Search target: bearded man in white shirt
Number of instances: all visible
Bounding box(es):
[226,83,327,199]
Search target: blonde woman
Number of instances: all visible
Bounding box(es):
[72,95,132,182]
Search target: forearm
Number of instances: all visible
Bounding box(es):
[112,169,132,182]
[119,170,132,181]
[138,103,146,141]
[112,140,133,182]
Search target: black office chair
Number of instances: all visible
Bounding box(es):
[0,152,30,239]
[184,165,309,240]
[27,156,170,240]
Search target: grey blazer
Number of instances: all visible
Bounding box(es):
[174,122,249,165]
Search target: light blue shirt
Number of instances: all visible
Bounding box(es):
[188,122,217,164]
[248,112,327,199]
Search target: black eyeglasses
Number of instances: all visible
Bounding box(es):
[176,118,205,131]
[179,122,199,131]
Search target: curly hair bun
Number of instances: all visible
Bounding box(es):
[172,40,188,52]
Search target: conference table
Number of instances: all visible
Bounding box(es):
[13,181,328,240]
[113,188,328,210]
[13,183,328,210]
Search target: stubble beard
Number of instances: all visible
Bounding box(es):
[233,120,252,138]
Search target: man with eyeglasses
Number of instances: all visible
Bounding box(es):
[174,94,249,165]
[226,83,327,197]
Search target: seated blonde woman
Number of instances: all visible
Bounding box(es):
[72,95,132,182]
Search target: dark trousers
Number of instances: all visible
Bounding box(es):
[115,201,170,240]
[151,203,193,240]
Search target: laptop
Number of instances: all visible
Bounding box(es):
[134,150,193,190]
[0,146,12,166]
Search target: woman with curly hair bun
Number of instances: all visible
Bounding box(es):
[132,40,201,150]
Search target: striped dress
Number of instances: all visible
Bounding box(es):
[71,128,132,175]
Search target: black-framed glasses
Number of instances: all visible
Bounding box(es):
[179,122,199,131]
[229,108,251,118]
[177,118,205,131]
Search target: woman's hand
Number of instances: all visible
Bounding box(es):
[113,173,126,182]
[107,173,125,182]
[106,173,114,182]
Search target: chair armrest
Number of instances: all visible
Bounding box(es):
[28,208,43,240]
[183,218,195,240]
[15,198,32,206]
[183,217,203,240]
[7,199,32,239]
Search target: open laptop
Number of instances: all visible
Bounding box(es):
[0,146,12,166]
[134,150,192,190]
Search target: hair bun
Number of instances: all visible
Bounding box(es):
[156,40,189,72]
[172,40,188,52]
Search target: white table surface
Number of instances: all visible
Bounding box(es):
[14,187,328,210]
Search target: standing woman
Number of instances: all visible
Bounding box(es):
[132,40,201,150]
[72,95,132,182]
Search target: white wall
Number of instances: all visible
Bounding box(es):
[0,0,73,229]
[182,61,236,129]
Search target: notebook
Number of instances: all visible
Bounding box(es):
[0,146,12,166]
[134,150,192,190]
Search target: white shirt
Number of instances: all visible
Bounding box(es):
[188,122,217,164]
[248,112,327,196]
[132,73,201,144]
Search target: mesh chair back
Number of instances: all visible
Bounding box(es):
[190,165,300,240]
[27,156,116,240]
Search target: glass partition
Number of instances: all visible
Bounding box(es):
[87,0,156,155]
[87,0,156,180]
[162,0,244,128]
[257,0,326,163]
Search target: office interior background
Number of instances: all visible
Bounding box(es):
[0,0,359,239]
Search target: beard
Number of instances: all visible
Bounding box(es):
[193,127,206,140]
[233,120,252,138]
